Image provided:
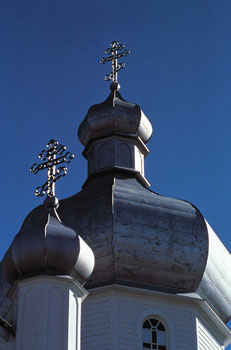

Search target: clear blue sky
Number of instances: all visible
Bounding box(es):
[0,0,231,328]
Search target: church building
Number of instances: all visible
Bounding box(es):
[0,42,231,350]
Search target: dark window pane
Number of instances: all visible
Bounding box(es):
[143,343,151,348]
[152,345,157,349]
[157,322,165,331]
[152,330,157,343]
[143,320,151,329]
[150,319,158,327]
[159,346,166,350]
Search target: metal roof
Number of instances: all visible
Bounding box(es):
[2,201,95,286]
[1,87,231,325]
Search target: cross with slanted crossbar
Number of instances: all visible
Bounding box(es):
[100,41,130,83]
[30,139,74,197]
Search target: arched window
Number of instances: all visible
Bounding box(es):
[142,318,167,350]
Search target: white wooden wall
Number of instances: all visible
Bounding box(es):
[197,318,224,350]
[81,286,228,350]
[81,292,111,350]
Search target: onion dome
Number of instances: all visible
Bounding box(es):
[2,84,231,325]
[59,175,208,293]
[78,86,153,187]
[65,85,231,323]
[2,196,95,285]
[78,85,153,147]
[58,173,231,322]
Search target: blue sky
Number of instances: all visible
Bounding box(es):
[0,0,231,328]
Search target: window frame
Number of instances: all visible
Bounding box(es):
[142,317,167,350]
[137,309,175,350]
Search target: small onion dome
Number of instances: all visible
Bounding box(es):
[2,197,95,285]
[78,88,153,147]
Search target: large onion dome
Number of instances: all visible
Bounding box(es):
[71,86,231,323]
[59,174,208,293]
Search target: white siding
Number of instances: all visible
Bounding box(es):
[81,293,111,350]
[82,287,197,350]
[82,287,228,350]
[117,293,193,350]
[197,318,224,350]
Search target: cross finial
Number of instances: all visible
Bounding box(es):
[30,139,74,197]
[100,41,130,84]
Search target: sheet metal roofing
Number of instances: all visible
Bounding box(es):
[2,199,95,286]
[78,89,153,147]
[1,87,231,323]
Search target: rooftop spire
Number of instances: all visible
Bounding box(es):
[30,139,74,198]
[3,139,94,285]
[100,41,130,90]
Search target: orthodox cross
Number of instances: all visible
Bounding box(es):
[30,139,74,197]
[100,41,130,82]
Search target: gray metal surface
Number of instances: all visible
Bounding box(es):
[56,174,208,293]
[78,90,153,147]
[1,87,231,326]
[1,166,231,323]
[58,174,231,322]
[2,202,95,286]
[0,265,12,322]
[85,135,149,187]
[196,220,231,322]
